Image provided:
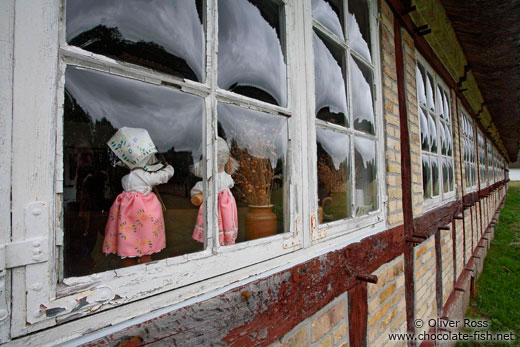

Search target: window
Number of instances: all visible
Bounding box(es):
[11,0,382,336]
[416,58,455,206]
[461,111,477,190]
[13,0,304,331]
[478,131,486,187]
[487,141,493,185]
[311,0,383,236]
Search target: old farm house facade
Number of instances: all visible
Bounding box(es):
[0,0,518,345]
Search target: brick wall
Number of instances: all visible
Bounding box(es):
[367,255,406,346]
[380,0,404,226]
[271,294,349,347]
[455,218,464,280]
[414,236,437,336]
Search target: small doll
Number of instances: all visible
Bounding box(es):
[103,127,174,266]
[191,137,239,245]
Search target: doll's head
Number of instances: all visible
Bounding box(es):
[191,137,239,177]
[107,127,163,172]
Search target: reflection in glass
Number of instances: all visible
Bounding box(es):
[431,156,439,196]
[416,66,427,106]
[428,114,437,153]
[440,123,447,155]
[426,73,435,111]
[448,159,454,191]
[348,0,371,62]
[443,91,450,121]
[66,0,205,82]
[317,128,351,222]
[442,159,449,193]
[436,87,444,118]
[314,32,348,127]
[217,103,288,242]
[218,0,287,107]
[354,137,377,215]
[63,67,205,277]
[312,0,344,40]
[351,56,375,134]
[420,108,429,151]
[447,126,453,156]
[422,154,431,198]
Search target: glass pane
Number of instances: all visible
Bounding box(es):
[447,126,453,156]
[351,56,375,134]
[312,0,344,40]
[442,159,449,193]
[217,103,288,242]
[432,155,439,196]
[218,0,287,107]
[314,32,349,127]
[440,122,447,155]
[443,91,450,122]
[316,128,351,222]
[348,0,371,62]
[436,87,444,118]
[428,113,437,153]
[66,0,205,82]
[420,108,429,151]
[426,73,435,111]
[354,137,377,215]
[448,159,454,191]
[422,154,431,198]
[63,66,204,277]
[416,65,427,107]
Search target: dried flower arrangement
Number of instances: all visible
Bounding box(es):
[231,142,276,206]
[317,155,348,193]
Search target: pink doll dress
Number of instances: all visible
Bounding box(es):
[103,165,174,257]
[191,172,238,245]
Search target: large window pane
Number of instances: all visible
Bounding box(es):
[350,56,375,134]
[317,129,351,222]
[422,154,431,198]
[420,108,429,151]
[314,32,349,127]
[217,103,288,242]
[218,0,287,107]
[348,0,371,62]
[428,113,437,153]
[66,0,205,82]
[354,137,377,215]
[431,155,439,196]
[63,67,205,277]
[312,0,344,40]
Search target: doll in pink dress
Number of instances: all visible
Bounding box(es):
[103,127,174,266]
[191,138,239,246]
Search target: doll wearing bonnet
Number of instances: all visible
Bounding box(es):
[191,137,239,245]
[103,127,174,264]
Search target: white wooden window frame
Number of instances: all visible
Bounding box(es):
[305,0,386,243]
[461,109,477,192]
[416,55,456,212]
[10,0,309,338]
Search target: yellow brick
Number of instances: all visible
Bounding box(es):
[388,212,403,226]
[387,175,402,187]
[333,322,348,344]
[385,112,400,127]
[280,328,307,347]
[391,310,407,331]
[379,282,396,304]
[311,301,347,342]
[390,287,404,307]
[387,163,401,174]
[388,188,402,199]
[369,302,390,327]
[380,308,398,333]
[416,245,427,258]
[317,335,332,347]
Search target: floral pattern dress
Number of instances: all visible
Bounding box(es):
[103,165,174,257]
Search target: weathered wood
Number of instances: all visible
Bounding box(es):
[348,282,368,347]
